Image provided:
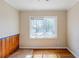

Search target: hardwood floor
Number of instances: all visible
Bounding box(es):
[33,49,75,58]
[9,49,75,58]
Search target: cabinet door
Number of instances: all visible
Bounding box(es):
[5,38,10,57]
[14,35,19,50]
[16,35,19,48]
[9,37,12,54]
[0,40,2,58]
[2,39,6,58]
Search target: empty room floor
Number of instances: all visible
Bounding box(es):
[9,49,75,58]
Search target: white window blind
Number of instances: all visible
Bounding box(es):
[30,16,57,38]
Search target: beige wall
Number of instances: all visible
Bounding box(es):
[67,2,79,57]
[20,11,67,48]
[0,0,19,38]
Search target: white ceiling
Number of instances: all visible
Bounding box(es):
[4,0,79,11]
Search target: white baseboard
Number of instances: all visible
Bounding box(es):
[67,48,79,58]
[19,47,67,49]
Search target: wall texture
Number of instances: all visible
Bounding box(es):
[0,0,19,38]
[20,11,67,48]
[67,2,79,57]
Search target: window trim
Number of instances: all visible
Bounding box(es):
[29,16,57,39]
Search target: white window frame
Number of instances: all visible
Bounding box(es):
[29,16,57,39]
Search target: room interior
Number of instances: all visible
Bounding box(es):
[0,0,79,58]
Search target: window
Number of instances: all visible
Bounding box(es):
[30,16,57,38]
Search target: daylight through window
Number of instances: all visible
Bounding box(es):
[30,16,57,38]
